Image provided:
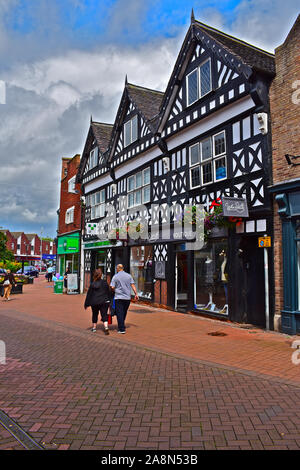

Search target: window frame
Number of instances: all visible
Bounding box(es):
[89,189,106,220]
[186,58,212,107]
[68,175,76,193]
[127,167,151,208]
[124,114,138,148]
[189,130,227,189]
[65,206,75,224]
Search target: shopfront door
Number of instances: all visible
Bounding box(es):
[175,251,188,310]
[234,235,265,327]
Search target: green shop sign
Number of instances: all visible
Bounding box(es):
[57,234,80,254]
[84,240,112,249]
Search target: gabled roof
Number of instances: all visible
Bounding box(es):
[195,20,275,76]
[91,121,114,154]
[76,120,113,183]
[107,80,164,162]
[25,233,38,241]
[157,16,275,133]
[127,83,164,125]
[10,232,27,239]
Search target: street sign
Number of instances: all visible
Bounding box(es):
[258,236,271,248]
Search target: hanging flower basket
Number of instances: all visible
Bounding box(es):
[107,221,145,242]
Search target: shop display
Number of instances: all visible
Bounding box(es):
[194,239,228,315]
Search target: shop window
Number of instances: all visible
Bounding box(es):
[189,130,227,188]
[194,239,228,315]
[130,245,153,299]
[127,168,151,208]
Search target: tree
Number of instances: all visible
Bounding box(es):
[0,232,15,263]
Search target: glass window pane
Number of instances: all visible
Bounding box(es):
[202,162,213,184]
[136,172,142,188]
[124,121,131,147]
[201,137,212,161]
[91,207,95,219]
[135,189,142,205]
[215,157,227,180]
[128,175,135,191]
[132,115,138,142]
[214,131,226,156]
[191,167,201,188]
[187,69,198,105]
[143,185,150,203]
[128,193,135,208]
[99,204,105,217]
[100,190,105,203]
[190,144,200,165]
[91,194,95,206]
[95,205,100,218]
[200,60,211,97]
[143,168,150,185]
[95,192,101,204]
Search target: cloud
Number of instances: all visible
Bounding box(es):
[0,37,180,235]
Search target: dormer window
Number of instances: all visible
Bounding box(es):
[88,148,98,170]
[186,58,212,107]
[124,115,138,147]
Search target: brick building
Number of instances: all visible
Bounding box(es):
[269,15,300,334]
[57,154,82,285]
[0,229,17,254]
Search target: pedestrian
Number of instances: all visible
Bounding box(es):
[84,268,111,334]
[47,265,53,282]
[63,267,71,293]
[2,269,16,301]
[110,264,139,334]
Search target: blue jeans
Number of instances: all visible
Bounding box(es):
[115,299,131,332]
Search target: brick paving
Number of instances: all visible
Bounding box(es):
[1,278,300,450]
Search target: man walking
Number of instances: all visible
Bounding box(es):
[110,264,139,334]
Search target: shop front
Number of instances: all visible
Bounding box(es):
[270,181,300,335]
[129,245,153,300]
[57,232,80,285]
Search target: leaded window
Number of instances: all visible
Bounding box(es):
[189,130,227,188]
[186,58,212,106]
[127,168,151,208]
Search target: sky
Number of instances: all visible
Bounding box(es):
[0,0,299,238]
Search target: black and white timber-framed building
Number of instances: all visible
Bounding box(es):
[76,15,276,328]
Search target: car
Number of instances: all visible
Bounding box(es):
[17,266,39,277]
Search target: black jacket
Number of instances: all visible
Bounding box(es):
[3,273,15,285]
[84,279,111,308]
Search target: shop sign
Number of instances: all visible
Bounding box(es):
[155,261,166,279]
[221,197,249,218]
[258,236,271,248]
[57,234,80,254]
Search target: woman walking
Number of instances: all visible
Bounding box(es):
[2,269,15,301]
[84,269,111,334]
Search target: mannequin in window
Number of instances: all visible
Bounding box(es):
[219,250,228,315]
[203,255,215,311]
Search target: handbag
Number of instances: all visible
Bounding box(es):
[3,279,10,286]
[107,312,112,325]
[110,297,116,316]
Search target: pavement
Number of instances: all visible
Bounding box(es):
[0,276,300,450]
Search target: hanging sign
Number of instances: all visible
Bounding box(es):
[86,223,99,235]
[221,197,249,218]
[258,236,271,248]
[155,261,166,279]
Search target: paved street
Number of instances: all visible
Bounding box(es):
[1,278,300,450]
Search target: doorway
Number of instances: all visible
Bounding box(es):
[175,251,188,310]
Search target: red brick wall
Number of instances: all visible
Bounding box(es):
[270,15,300,318]
[4,231,17,254]
[58,154,82,236]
